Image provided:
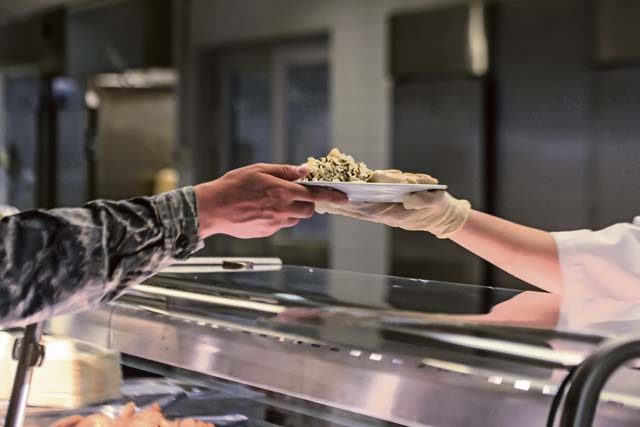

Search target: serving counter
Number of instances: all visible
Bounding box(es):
[26,259,640,426]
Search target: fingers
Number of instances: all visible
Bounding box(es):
[264,175,347,204]
[308,187,348,204]
[278,181,347,203]
[314,203,372,219]
[288,201,315,219]
[314,202,351,215]
[286,182,348,204]
[279,181,319,202]
[402,190,445,210]
[256,163,309,181]
[256,166,348,204]
[313,202,404,226]
[300,187,347,204]
[315,201,331,214]
[281,218,301,228]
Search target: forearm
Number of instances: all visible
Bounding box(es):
[450,210,563,293]
[0,187,202,327]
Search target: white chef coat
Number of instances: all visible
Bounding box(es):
[552,216,640,300]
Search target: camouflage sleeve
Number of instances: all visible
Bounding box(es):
[0,187,203,327]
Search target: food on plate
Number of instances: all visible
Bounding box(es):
[304,148,438,184]
[304,148,373,182]
[49,402,215,427]
[370,169,438,185]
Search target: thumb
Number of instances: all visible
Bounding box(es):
[258,163,309,181]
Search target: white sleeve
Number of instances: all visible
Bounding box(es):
[552,216,640,300]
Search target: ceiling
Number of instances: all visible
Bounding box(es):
[0,0,93,23]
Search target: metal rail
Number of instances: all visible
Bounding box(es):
[4,323,45,427]
[560,335,640,427]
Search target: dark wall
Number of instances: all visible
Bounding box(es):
[393,0,640,290]
[490,0,592,288]
[393,80,487,285]
[493,0,591,231]
[491,0,640,288]
[591,69,640,229]
[4,75,40,210]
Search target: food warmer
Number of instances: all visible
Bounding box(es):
[8,258,640,426]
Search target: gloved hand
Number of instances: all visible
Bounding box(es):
[315,171,471,239]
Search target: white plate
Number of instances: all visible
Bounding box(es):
[300,181,447,203]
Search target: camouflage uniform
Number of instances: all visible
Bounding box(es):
[0,187,202,327]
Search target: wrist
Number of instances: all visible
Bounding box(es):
[154,187,203,258]
[429,195,472,239]
[193,183,223,238]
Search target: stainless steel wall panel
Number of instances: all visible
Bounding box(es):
[392,80,486,285]
[390,5,473,79]
[493,0,591,231]
[591,69,640,228]
[492,0,592,289]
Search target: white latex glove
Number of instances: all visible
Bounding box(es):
[316,190,471,239]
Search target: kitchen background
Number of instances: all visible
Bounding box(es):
[0,0,638,291]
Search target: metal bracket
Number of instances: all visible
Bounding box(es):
[4,322,45,427]
[11,336,45,368]
[560,335,640,427]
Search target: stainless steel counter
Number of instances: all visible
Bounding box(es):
[45,262,640,426]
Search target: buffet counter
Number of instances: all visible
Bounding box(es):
[30,258,640,426]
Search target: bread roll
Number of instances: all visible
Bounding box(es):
[370,169,439,184]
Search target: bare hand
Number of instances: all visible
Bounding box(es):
[194,163,347,239]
